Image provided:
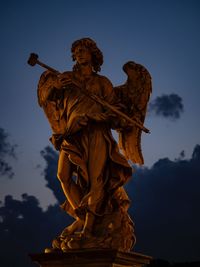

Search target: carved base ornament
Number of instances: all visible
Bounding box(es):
[28,38,152,253]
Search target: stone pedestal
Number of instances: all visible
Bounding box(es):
[30,249,152,267]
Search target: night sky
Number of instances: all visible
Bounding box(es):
[0,0,200,265]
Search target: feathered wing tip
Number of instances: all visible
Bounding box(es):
[115,61,152,165]
[119,128,144,165]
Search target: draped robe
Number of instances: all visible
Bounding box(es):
[38,70,132,214]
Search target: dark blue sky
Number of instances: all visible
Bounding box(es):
[0,0,200,207]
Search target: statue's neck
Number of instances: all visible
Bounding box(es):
[79,64,93,77]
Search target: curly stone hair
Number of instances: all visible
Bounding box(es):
[71,38,103,73]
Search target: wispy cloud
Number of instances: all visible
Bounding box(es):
[0,127,17,178]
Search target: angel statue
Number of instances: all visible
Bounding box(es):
[29,37,152,252]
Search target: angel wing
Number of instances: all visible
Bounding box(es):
[37,70,68,134]
[114,61,152,165]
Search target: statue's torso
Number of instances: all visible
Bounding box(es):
[39,71,110,135]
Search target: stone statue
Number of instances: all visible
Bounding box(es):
[30,38,152,253]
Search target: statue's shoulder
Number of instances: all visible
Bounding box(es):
[39,70,54,79]
[94,73,113,87]
[38,70,56,89]
[61,71,73,78]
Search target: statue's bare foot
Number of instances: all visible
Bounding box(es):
[60,219,83,239]
[67,229,96,249]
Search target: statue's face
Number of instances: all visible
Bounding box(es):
[74,45,92,65]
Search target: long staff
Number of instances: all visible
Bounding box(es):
[28,53,150,133]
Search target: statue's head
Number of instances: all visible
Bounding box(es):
[71,38,103,72]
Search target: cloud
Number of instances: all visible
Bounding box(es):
[0,145,72,267]
[1,145,200,266]
[0,194,72,267]
[40,146,65,204]
[149,94,184,120]
[0,127,17,178]
[126,144,200,262]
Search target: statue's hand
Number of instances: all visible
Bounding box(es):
[52,73,77,90]
[58,75,73,88]
[111,117,132,131]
